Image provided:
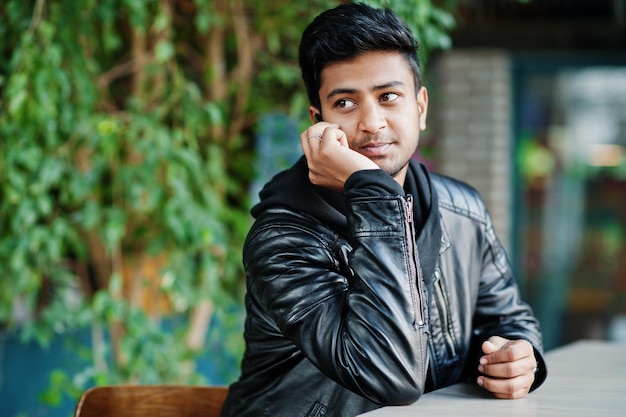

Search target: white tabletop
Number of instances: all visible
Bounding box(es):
[358,340,626,416]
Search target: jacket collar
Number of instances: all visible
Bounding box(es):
[251,156,444,284]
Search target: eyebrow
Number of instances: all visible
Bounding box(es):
[326,81,405,100]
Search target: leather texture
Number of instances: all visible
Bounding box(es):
[221,159,546,417]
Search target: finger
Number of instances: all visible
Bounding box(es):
[300,131,313,159]
[479,356,536,378]
[480,339,533,365]
[334,128,349,147]
[300,127,324,156]
[482,336,508,354]
[301,128,323,144]
[481,340,499,355]
[301,123,340,152]
[306,122,338,138]
[477,373,534,399]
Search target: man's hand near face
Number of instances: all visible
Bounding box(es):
[477,336,538,399]
[300,122,379,192]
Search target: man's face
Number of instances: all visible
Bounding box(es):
[313,51,428,184]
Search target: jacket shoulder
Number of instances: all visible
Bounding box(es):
[430,173,489,225]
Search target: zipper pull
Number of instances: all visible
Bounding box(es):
[405,195,413,223]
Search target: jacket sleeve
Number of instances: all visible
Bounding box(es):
[470,194,548,391]
[243,170,429,405]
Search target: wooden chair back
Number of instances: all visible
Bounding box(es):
[73,385,228,417]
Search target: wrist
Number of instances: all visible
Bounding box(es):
[344,169,404,197]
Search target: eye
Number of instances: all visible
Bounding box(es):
[334,99,356,109]
[380,92,399,102]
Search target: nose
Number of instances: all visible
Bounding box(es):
[358,100,387,134]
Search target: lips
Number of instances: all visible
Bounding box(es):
[359,142,392,157]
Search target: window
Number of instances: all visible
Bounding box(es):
[514,58,626,349]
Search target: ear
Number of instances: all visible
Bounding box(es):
[309,106,322,124]
[417,87,428,131]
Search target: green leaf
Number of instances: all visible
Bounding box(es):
[8,88,27,116]
[205,102,224,126]
[103,209,126,251]
[155,40,175,63]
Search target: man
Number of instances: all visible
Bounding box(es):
[221,3,546,417]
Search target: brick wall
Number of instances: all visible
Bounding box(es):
[427,50,513,250]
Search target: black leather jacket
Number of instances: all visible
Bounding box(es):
[221,158,546,417]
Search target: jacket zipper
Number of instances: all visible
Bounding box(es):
[403,195,425,328]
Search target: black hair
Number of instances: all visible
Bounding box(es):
[298,2,422,112]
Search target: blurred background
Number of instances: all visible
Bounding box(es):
[1,0,625,416]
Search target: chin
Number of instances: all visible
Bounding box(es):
[381,160,409,178]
